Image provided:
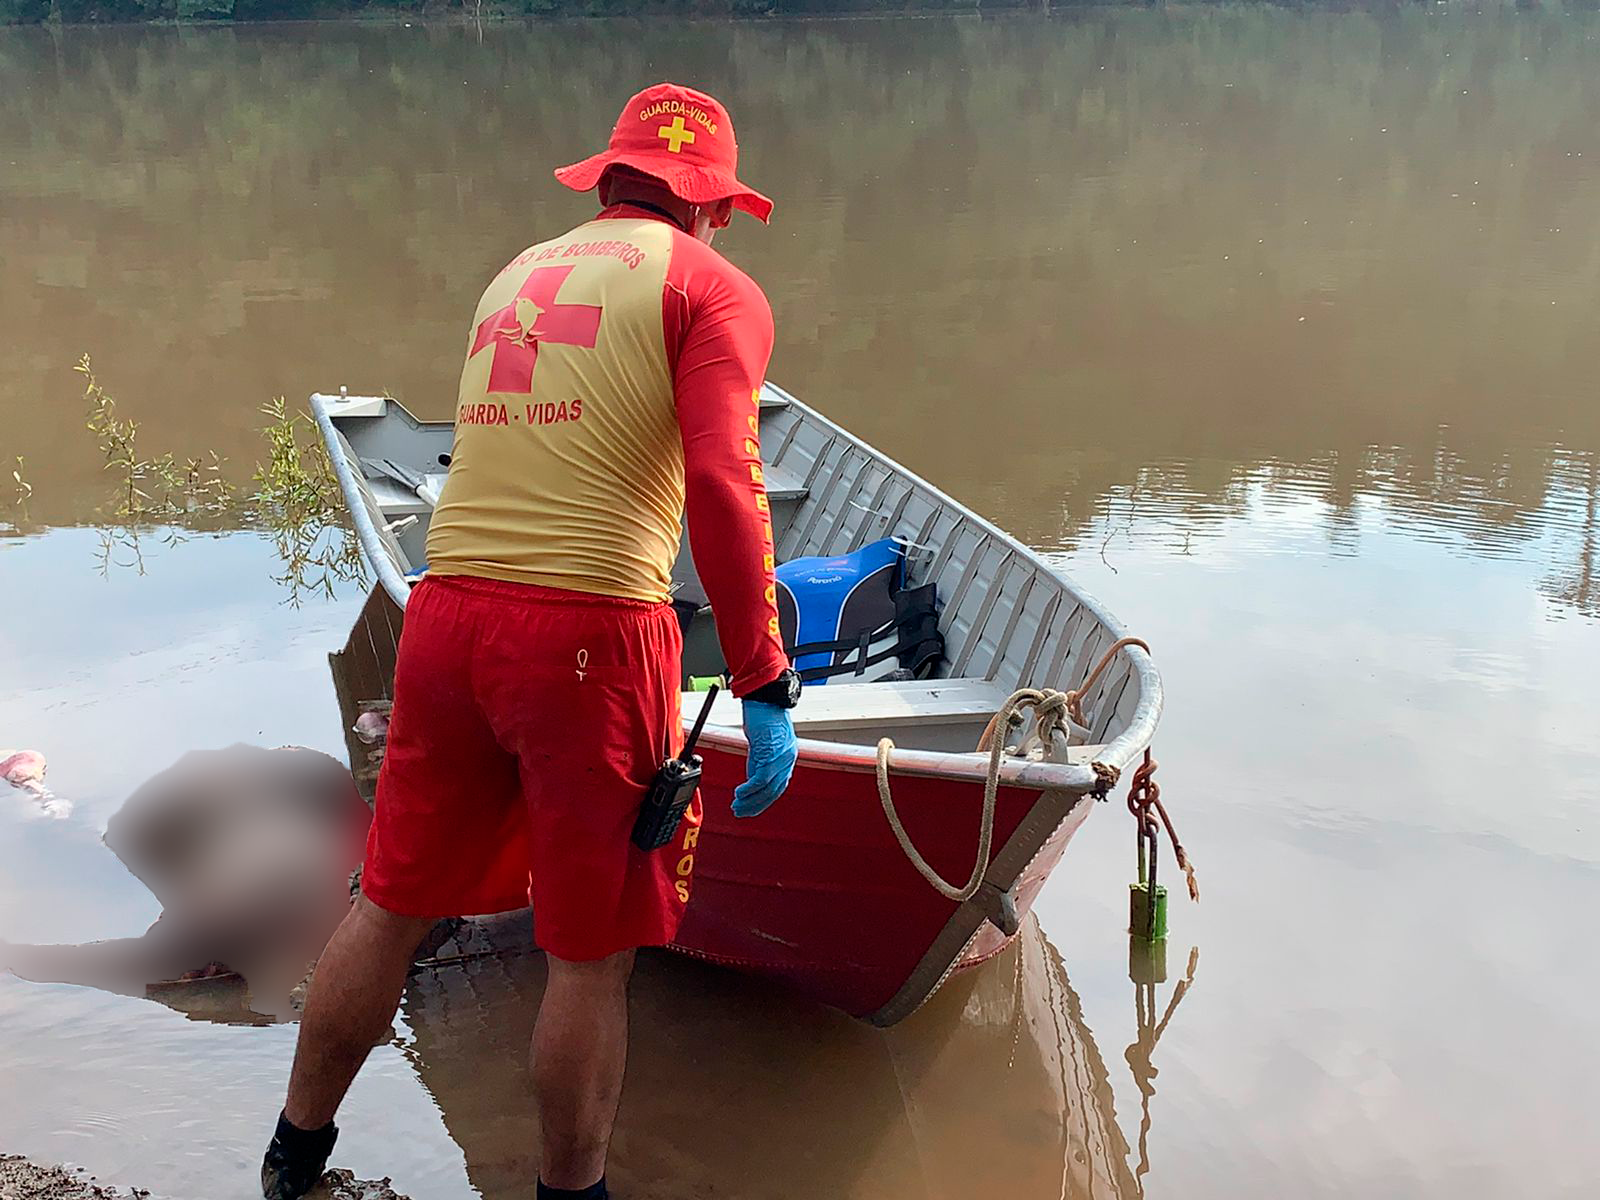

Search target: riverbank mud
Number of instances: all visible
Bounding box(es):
[0,1157,409,1200]
[0,1155,149,1200]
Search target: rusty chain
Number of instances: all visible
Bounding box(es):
[1127,748,1199,904]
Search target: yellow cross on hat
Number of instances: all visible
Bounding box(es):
[553,83,775,223]
[657,116,696,154]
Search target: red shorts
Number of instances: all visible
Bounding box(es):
[361,574,701,961]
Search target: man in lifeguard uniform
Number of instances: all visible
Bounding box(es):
[262,83,802,1200]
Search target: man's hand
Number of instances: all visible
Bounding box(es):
[733,700,797,817]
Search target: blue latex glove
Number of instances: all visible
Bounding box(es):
[733,699,797,818]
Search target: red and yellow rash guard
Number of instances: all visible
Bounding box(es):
[424,205,788,697]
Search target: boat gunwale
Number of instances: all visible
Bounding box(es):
[311,387,1164,795]
[312,392,431,613]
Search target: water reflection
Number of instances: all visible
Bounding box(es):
[404,913,1140,1200]
[1125,944,1199,1188]
[3,8,1600,1197]
[3,9,1598,622]
[0,967,477,1200]
[1084,445,1600,618]
[1538,453,1600,620]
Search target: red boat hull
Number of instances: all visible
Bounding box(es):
[670,743,1095,1023]
[329,586,1100,1025]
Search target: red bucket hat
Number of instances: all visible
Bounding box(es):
[554,83,773,224]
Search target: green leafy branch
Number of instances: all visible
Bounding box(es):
[66,356,366,599]
[251,396,368,605]
[75,354,236,574]
[78,354,234,522]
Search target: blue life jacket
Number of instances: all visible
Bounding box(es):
[774,538,943,685]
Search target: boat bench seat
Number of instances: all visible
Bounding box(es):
[790,679,1011,734]
[762,458,808,503]
[688,678,1011,738]
[364,475,432,517]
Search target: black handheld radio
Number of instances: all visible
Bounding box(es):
[631,684,720,852]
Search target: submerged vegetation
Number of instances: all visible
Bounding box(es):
[48,357,368,600]
[79,355,233,524]
[254,395,369,602]
[76,354,234,574]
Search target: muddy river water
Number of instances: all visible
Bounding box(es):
[3,8,1599,1198]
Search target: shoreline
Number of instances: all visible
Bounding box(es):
[0,1156,409,1200]
[3,7,1038,28]
[3,2,1552,33]
[0,1156,150,1200]
[1,1,1069,31]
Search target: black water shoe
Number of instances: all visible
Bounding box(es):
[261,1111,338,1200]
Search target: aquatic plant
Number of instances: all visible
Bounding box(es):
[8,456,29,509]
[66,357,366,598]
[252,396,368,605]
[78,355,234,522]
[76,354,235,573]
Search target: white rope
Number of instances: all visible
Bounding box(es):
[874,688,1052,902]
[873,667,1131,902]
[874,737,997,903]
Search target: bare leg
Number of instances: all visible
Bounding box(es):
[282,894,435,1129]
[533,949,636,1190]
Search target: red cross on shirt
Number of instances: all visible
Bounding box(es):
[470,265,603,395]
